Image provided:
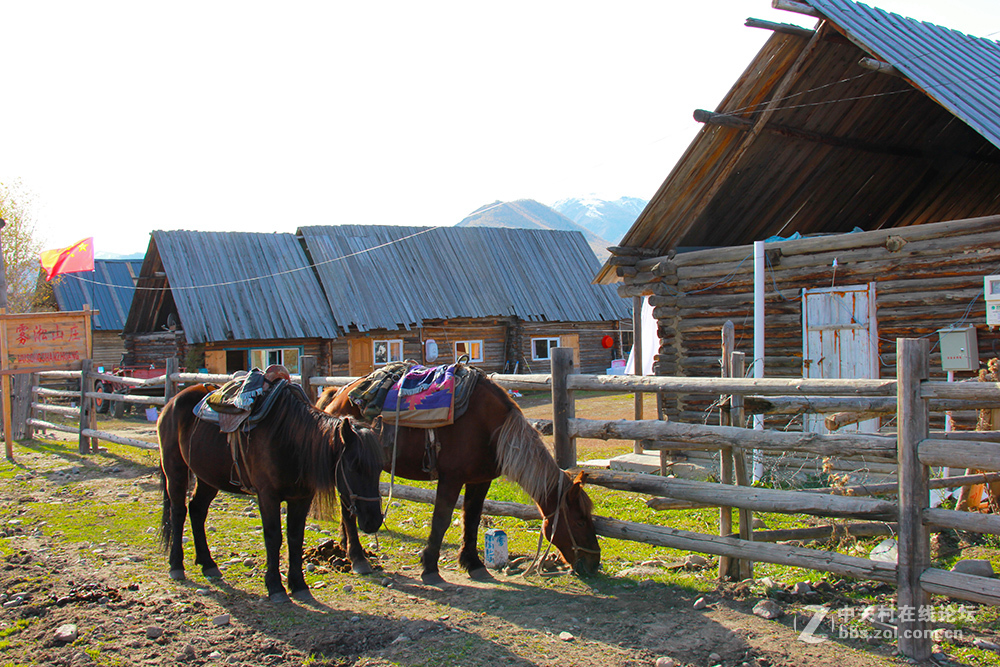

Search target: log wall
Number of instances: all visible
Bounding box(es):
[612,216,1000,483]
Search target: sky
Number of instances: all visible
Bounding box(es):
[3,1,1000,257]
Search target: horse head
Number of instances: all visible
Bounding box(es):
[543,471,600,576]
[335,418,384,535]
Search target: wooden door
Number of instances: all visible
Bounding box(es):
[349,338,374,377]
[560,334,581,369]
[802,283,879,433]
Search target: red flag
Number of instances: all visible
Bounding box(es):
[39,238,95,281]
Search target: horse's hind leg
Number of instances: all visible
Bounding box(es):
[162,466,189,581]
[459,481,492,581]
[257,492,289,603]
[340,507,373,575]
[188,481,222,579]
[421,479,462,586]
[285,497,314,601]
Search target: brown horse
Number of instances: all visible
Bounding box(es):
[158,383,384,603]
[317,373,600,585]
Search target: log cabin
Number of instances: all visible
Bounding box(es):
[594,0,1000,481]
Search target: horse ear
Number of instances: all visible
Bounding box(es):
[573,470,588,487]
[337,418,353,442]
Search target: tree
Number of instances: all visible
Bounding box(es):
[0,179,44,313]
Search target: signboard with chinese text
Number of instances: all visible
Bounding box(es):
[0,310,92,371]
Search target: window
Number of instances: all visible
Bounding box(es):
[373,339,404,365]
[250,347,301,374]
[531,337,560,361]
[454,340,484,363]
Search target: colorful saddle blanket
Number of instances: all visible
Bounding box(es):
[194,367,307,433]
[348,361,480,428]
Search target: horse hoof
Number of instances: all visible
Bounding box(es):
[169,569,186,581]
[203,567,223,579]
[468,567,494,582]
[268,592,291,604]
[352,562,373,575]
[421,572,448,586]
[292,589,315,603]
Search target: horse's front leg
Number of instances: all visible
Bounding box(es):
[459,480,492,580]
[421,479,462,586]
[256,493,289,603]
[285,497,313,601]
[339,504,373,575]
[188,481,222,579]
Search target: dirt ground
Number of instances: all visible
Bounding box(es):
[0,423,984,667]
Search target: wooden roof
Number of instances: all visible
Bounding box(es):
[124,226,630,344]
[123,231,341,344]
[597,0,1000,283]
[50,259,141,331]
[298,225,630,332]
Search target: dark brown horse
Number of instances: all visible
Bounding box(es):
[318,373,600,585]
[158,383,384,602]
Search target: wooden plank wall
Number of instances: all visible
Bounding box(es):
[520,321,627,375]
[612,217,1000,483]
[123,331,187,370]
[92,331,126,371]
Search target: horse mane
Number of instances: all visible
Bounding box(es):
[485,377,564,503]
[263,388,382,495]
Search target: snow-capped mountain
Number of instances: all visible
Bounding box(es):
[551,196,647,245]
[457,199,612,261]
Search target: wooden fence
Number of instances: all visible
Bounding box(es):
[22,339,1000,660]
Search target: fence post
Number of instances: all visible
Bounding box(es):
[164,357,179,406]
[897,337,931,661]
[719,323,735,579]
[632,296,644,454]
[300,355,317,403]
[552,347,576,469]
[78,359,94,454]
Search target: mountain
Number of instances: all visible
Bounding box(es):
[457,199,612,261]
[95,251,145,260]
[551,196,647,246]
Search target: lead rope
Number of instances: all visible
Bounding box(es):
[383,378,404,521]
[524,473,564,576]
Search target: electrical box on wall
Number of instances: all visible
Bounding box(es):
[986,275,1000,326]
[937,326,979,372]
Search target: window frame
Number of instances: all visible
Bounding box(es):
[373,339,404,366]
[530,336,561,361]
[249,346,302,374]
[454,339,484,363]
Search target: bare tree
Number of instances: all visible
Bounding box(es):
[0,179,44,313]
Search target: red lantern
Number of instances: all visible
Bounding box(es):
[601,335,614,349]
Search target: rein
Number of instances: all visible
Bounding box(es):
[334,437,381,518]
[524,473,598,576]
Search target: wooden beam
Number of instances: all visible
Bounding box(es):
[745,18,815,38]
[921,568,1000,606]
[772,0,822,18]
[859,57,902,77]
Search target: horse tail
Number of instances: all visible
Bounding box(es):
[493,406,561,503]
[158,464,171,552]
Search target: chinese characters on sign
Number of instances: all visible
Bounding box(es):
[2,312,90,371]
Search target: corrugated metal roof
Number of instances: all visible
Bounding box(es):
[51,259,141,331]
[595,0,1000,284]
[150,230,341,344]
[299,225,630,331]
[809,0,1000,150]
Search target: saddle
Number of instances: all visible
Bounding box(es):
[347,360,481,428]
[193,365,307,494]
[195,365,305,433]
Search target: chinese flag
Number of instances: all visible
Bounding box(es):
[39,238,95,281]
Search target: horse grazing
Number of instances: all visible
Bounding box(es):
[317,372,600,585]
[158,383,384,603]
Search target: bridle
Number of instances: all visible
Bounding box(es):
[525,473,599,575]
[334,437,382,519]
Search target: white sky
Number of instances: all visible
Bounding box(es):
[3,1,999,256]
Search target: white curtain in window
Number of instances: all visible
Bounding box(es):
[624,296,657,376]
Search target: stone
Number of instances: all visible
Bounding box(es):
[951,559,995,578]
[792,581,812,595]
[655,658,677,667]
[391,634,410,644]
[974,638,1000,652]
[709,653,722,663]
[145,626,164,639]
[684,554,708,568]
[54,624,79,642]
[558,631,574,641]
[693,597,708,610]
[179,644,197,660]
[752,599,783,620]
[212,614,231,626]
[243,558,255,568]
